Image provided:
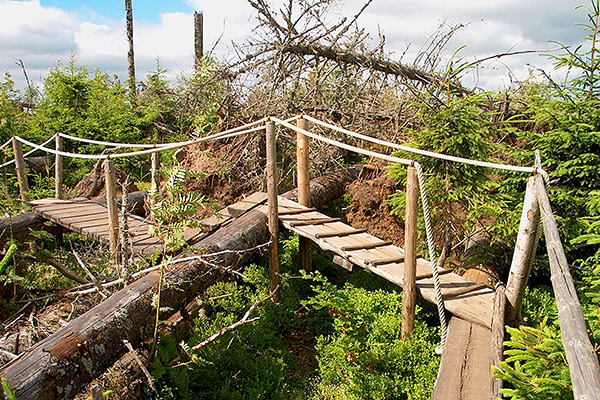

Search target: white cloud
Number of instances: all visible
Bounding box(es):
[0,0,591,92]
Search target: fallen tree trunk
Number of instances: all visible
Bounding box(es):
[0,191,147,246]
[0,169,355,400]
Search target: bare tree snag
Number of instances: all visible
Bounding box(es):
[0,169,356,400]
[125,0,136,98]
[194,11,204,72]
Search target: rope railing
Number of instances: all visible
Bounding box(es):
[0,134,58,168]
[303,114,550,181]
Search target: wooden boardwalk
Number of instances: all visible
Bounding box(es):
[257,196,495,328]
[31,192,268,257]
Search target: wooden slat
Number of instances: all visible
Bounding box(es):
[278,207,316,215]
[416,268,453,280]
[288,217,340,227]
[442,283,489,299]
[315,229,367,239]
[341,240,392,252]
[368,255,405,266]
[226,192,267,218]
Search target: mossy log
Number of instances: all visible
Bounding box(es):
[0,169,355,400]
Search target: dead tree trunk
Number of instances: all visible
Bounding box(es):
[194,11,204,72]
[0,169,356,400]
[125,0,136,98]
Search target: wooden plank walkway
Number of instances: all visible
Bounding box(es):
[432,317,493,399]
[31,192,268,257]
[257,196,495,328]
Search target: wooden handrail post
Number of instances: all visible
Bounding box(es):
[401,165,418,340]
[55,134,63,199]
[12,137,30,203]
[104,158,119,255]
[297,116,312,272]
[535,176,600,399]
[505,175,540,323]
[490,283,507,399]
[266,120,280,300]
[150,151,160,192]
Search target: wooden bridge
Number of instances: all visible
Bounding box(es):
[1,115,599,400]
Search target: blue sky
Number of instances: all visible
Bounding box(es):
[0,0,585,91]
[39,0,194,24]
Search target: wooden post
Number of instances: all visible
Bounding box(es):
[194,11,204,72]
[91,385,103,400]
[150,151,160,192]
[12,138,30,203]
[535,176,600,399]
[265,120,280,300]
[297,117,312,272]
[104,158,119,255]
[401,166,418,340]
[490,283,506,399]
[55,134,63,199]
[505,175,540,322]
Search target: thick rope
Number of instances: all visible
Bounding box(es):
[0,138,13,151]
[304,115,539,174]
[0,134,57,168]
[414,161,448,352]
[271,117,413,166]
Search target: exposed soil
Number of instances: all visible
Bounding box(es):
[345,163,406,246]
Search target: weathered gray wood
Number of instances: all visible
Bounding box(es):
[288,217,340,227]
[402,166,418,340]
[297,117,312,272]
[194,11,203,72]
[490,283,506,399]
[505,175,540,322]
[265,120,280,299]
[12,138,30,203]
[125,0,136,97]
[315,228,367,239]
[0,170,356,400]
[55,135,63,199]
[432,317,493,400]
[103,159,119,254]
[535,176,600,400]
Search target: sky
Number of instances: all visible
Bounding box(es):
[0,0,587,93]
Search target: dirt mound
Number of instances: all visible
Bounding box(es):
[345,165,405,245]
[72,161,138,199]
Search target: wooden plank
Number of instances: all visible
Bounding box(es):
[279,207,316,215]
[315,229,367,239]
[333,255,354,271]
[416,268,453,280]
[226,192,267,218]
[341,240,393,252]
[367,255,405,266]
[535,176,600,399]
[442,283,489,299]
[432,317,493,400]
[288,217,340,227]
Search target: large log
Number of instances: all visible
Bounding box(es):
[0,169,355,400]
